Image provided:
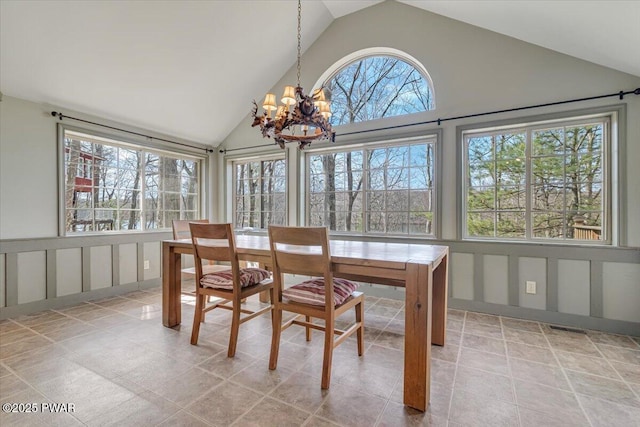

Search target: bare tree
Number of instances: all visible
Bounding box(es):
[312,56,433,232]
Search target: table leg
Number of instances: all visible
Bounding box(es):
[431,254,448,346]
[162,242,182,327]
[258,261,271,303]
[403,262,433,412]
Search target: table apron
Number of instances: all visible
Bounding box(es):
[332,263,407,287]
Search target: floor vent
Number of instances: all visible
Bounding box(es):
[549,325,586,334]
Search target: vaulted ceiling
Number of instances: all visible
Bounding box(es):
[1,1,638,146]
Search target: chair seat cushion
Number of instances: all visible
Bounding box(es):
[200,268,270,290]
[283,278,358,306]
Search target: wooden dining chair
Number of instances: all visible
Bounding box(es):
[172,219,230,300]
[268,225,364,389]
[189,222,274,357]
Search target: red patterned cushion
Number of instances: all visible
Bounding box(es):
[200,268,271,290]
[283,278,358,306]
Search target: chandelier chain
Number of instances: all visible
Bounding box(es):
[296,0,301,88]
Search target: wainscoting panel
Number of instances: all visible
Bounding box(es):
[483,254,509,305]
[603,261,640,323]
[557,259,590,316]
[56,248,82,297]
[90,245,112,290]
[143,241,161,281]
[451,252,474,300]
[17,251,46,304]
[0,254,5,308]
[119,243,138,285]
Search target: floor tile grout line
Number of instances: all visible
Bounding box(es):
[10,361,117,427]
[541,323,595,427]
[572,389,640,412]
[215,353,338,425]
[165,409,217,427]
[372,375,401,427]
[227,392,272,426]
[0,324,58,358]
[445,310,468,425]
[560,365,632,385]
[448,350,517,382]
[584,331,640,402]
[595,341,640,355]
[501,315,524,427]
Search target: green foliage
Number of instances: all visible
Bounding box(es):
[466,122,604,240]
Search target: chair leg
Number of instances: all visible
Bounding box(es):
[269,288,276,327]
[201,294,208,323]
[228,299,241,357]
[190,293,204,345]
[356,300,364,356]
[269,307,283,370]
[321,317,335,389]
[305,315,312,341]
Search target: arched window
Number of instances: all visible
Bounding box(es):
[306,49,438,238]
[323,54,434,126]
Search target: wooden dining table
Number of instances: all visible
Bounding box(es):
[162,235,449,412]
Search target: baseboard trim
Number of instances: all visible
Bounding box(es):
[449,298,640,337]
[0,278,161,320]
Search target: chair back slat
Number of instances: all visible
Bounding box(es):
[272,252,327,277]
[189,223,238,273]
[269,226,328,247]
[172,219,209,240]
[268,226,331,277]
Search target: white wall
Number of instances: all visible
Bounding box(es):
[0,98,59,238]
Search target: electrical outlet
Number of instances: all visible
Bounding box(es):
[525,281,536,294]
[144,260,150,270]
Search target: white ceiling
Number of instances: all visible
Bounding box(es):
[1,1,638,147]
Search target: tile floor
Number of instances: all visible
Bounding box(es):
[0,285,639,426]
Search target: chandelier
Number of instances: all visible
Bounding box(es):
[251,0,334,150]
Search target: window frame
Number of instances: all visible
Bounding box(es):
[229,153,288,231]
[323,54,436,127]
[304,134,440,238]
[458,106,623,246]
[57,124,207,236]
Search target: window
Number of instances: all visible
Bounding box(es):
[463,115,609,243]
[63,129,202,233]
[233,158,286,229]
[307,138,436,236]
[326,55,434,126]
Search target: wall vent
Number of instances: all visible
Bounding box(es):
[549,325,586,334]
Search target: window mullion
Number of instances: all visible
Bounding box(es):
[140,151,145,230]
[525,130,532,240]
[493,136,498,237]
[115,147,120,231]
[259,162,264,229]
[562,127,568,239]
[363,149,369,234]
